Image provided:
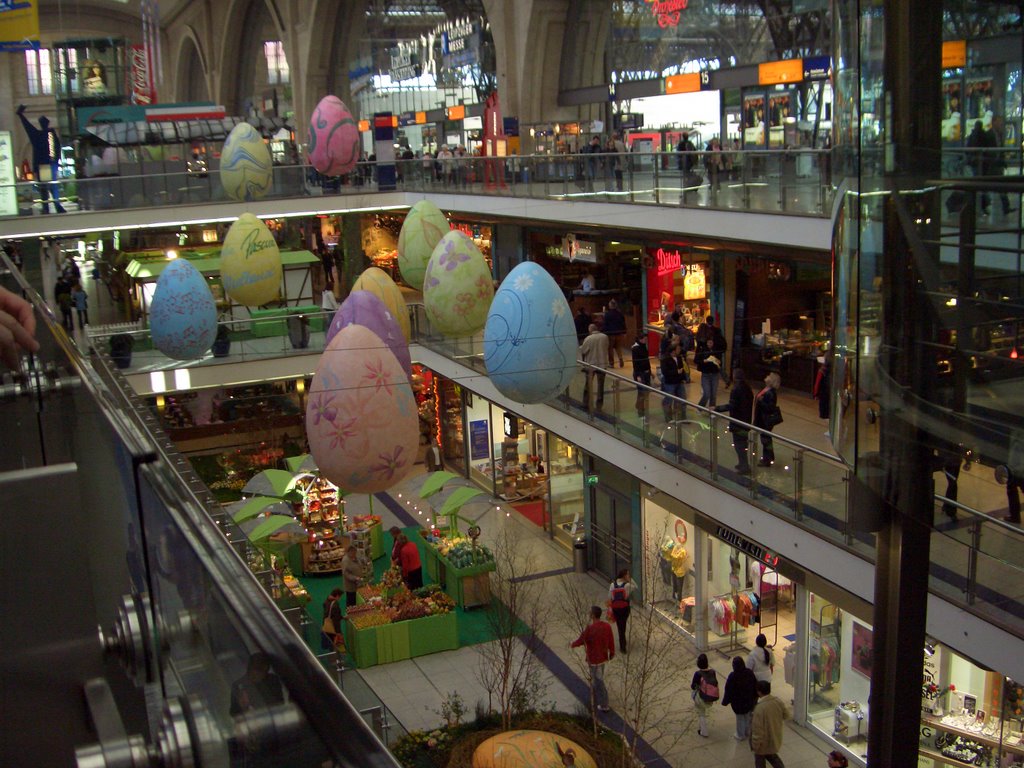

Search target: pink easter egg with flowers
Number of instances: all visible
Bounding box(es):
[307,95,360,176]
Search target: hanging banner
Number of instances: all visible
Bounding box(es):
[0,0,39,51]
[0,131,19,217]
[129,44,156,105]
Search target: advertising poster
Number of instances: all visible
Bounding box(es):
[0,132,19,217]
[942,81,962,142]
[469,419,489,461]
[742,94,765,147]
[768,93,791,147]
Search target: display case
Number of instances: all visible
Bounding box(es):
[300,537,345,574]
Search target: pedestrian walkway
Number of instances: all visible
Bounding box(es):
[340,468,839,767]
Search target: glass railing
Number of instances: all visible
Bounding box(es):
[4,149,835,219]
[0,256,404,765]
[407,304,1024,638]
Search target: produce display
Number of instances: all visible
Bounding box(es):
[347,575,455,630]
[423,531,494,569]
[346,513,381,531]
[301,475,340,531]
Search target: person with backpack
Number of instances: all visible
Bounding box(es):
[722,655,759,741]
[691,652,720,737]
[608,568,637,653]
[746,633,776,684]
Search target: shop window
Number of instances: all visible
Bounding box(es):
[25,48,53,96]
[264,41,289,85]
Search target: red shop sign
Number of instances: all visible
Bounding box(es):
[645,0,688,28]
[651,247,683,277]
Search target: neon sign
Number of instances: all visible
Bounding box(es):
[653,247,682,276]
[645,0,688,28]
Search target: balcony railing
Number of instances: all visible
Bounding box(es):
[3,149,835,219]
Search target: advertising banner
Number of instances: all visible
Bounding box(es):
[0,0,39,51]
[129,44,156,105]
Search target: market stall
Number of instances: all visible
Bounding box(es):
[342,578,458,668]
[419,525,495,609]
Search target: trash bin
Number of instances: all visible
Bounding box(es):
[573,538,588,573]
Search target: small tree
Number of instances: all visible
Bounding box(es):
[475,524,551,731]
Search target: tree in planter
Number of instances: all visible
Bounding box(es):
[474,524,553,732]
[558,520,695,761]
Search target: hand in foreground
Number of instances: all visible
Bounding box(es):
[0,286,39,370]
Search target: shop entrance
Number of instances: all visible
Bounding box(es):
[591,484,632,581]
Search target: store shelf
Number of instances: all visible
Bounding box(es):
[922,714,1023,755]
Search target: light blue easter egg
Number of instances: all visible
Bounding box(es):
[483,262,577,403]
[150,259,218,360]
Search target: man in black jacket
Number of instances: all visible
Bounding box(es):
[660,339,687,422]
[717,368,753,473]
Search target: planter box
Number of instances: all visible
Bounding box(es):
[343,611,458,668]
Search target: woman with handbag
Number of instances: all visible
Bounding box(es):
[753,372,783,466]
[321,588,343,650]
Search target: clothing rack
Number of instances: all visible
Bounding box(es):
[708,591,744,652]
[810,602,841,703]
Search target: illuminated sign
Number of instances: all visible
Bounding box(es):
[758,59,803,85]
[503,412,519,438]
[942,40,966,68]
[652,247,682,276]
[665,73,700,95]
[716,525,779,567]
[802,55,832,81]
[358,120,370,132]
[644,0,688,28]
[447,105,466,120]
[415,111,427,125]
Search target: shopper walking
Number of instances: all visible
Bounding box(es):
[574,305,592,344]
[612,132,628,191]
[697,352,722,408]
[584,135,602,193]
[722,656,758,741]
[690,652,720,737]
[631,334,652,417]
[579,323,610,410]
[602,299,627,367]
[396,533,423,590]
[72,282,89,329]
[660,339,688,422]
[570,605,615,712]
[747,633,776,684]
[608,568,637,653]
[753,372,783,466]
[716,368,754,473]
[750,679,790,767]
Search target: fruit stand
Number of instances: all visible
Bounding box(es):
[342,574,459,668]
[419,528,495,609]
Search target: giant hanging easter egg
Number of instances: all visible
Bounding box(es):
[307,95,360,176]
[397,200,449,290]
[220,213,282,306]
[306,325,419,492]
[352,267,410,340]
[484,262,577,403]
[325,290,412,377]
[150,259,218,360]
[423,230,494,336]
[220,122,273,201]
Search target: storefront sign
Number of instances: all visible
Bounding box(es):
[715,525,779,567]
[652,247,682,276]
[683,265,705,300]
[942,40,966,69]
[470,419,489,461]
[0,131,17,217]
[441,19,480,68]
[503,412,519,438]
[0,0,39,51]
[644,0,688,28]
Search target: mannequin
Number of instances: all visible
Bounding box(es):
[17,105,65,213]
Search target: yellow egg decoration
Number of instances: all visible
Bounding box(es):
[220,122,273,201]
[472,731,596,768]
[305,325,419,493]
[352,267,410,341]
[220,213,282,306]
[423,230,494,337]
[397,200,449,291]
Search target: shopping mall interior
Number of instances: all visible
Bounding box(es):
[0,1,1022,767]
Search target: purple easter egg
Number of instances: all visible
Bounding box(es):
[326,290,412,377]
